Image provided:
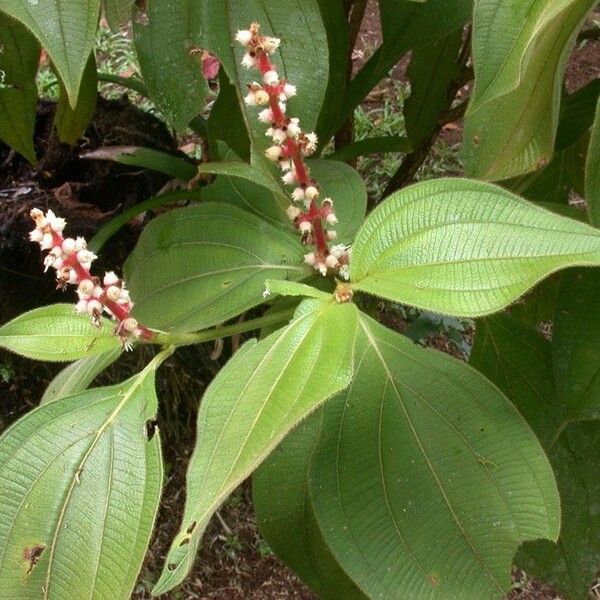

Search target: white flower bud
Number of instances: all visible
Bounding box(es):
[67,269,79,284]
[327,229,337,240]
[282,170,297,185]
[326,212,338,225]
[29,229,43,243]
[286,205,302,221]
[331,244,347,258]
[93,285,104,299]
[75,299,89,314]
[325,254,339,268]
[305,186,319,201]
[258,108,274,123]
[317,262,328,276]
[40,232,54,250]
[77,249,96,268]
[62,237,76,254]
[122,317,139,332]
[47,210,66,233]
[241,53,256,68]
[118,288,131,304]
[254,90,270,105]
[235,29,253,45]
[263,70,279,85]
[103,271,119,286]
[283,83,297,98]
[30,208,46,227]
[304,252,316,266]
[279,159,292,171]
[106,285,121,301]
[87,300,103,316]
[78,279,95,296]
[244,91,257,106]
[74,237,87,251]
[268,128,286,143]
[263,37,281,53]
[291,187,305,201]
[265,145,282,161]
[299,221,312,234]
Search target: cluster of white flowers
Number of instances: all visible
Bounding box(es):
[235,23,351,279]
[29,208,147,347]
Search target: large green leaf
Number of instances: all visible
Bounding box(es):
[337,0,472,129]
[556,78,600,150]
[404,30,463,146]
[253,409,366,600]
[54,53,97,145]
[350,179,600,317]
[0,0,101,106]
[463,0,596,181]
[586,96,600,226]
[41,348,122,404]
[469,314,563,446]
[133,0,208,131]
[0,356,164,599]
[103,0,133,30]
[553,268,600,422]
[124,203,308,333]
[518,421,600,600]
[0,12,39,163]
[152,298,359,594]
[308,315,559,599]
[0,304,121,362]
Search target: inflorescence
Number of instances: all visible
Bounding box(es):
[29,208,152,349]
[235,23,350,279]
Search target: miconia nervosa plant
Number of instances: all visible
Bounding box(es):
[0,1,599,598]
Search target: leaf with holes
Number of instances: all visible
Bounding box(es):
[0,304,121,362]
[124,203,308,333]
[0,0,101,106]
[308,314,559,599]
[0,357,164,599]
[152,298,359,594]
[350,179,600,317]
[463,0,596,181]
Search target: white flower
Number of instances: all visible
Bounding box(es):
[291,187,305,201]
[282,170,297,185]
[29,228,43,243]
[254,90,269,105]
[279,159,292,171]
[331,244,347,258]
[77,279,95,297]
[263,37,281,53]
[286,118,301,137]
[317,262,328,276]
[299,221,312,234]
[87,299,103,316]
[77,249,97,270]
[75,299,89,314]
[326,229,337,240]
[244,91,257,106]
[61,237,76,254]
[235,29,253,45]
[122,317,139,333]
[103,271,119,286]
[304,252,316,266]
[40,232,54,251]
[74,237,87,251]
[46,210,66,233]
[283,83,297,98]
[263,70,279,85]
[338,264,350,280]
[241,52,257,68]
[286,205,302,220]
[106,285,121,301]
[30,208,46,228]
[93,285,104,298]
[325,254,339,268]
[305,186,319,201]
[258,108,274,123]
[326,212,338,225]
[266,127,286,143]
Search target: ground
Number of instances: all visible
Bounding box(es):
[1,2,599,599]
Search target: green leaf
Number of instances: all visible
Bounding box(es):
[337,0,472,129]
[253,409,367,600]
[0,304,121,362]
[553,268,600,422]
[518,421,600,600]
[82,146,197,181]
[327,136,412,162]
[0,0,101,106]
[350,178,600,317]
[41,348,122,404]
[202,154,367,244]
[556,78,600,150]
[586,96,600,226]
[463,0,596,181]
[124,203,308,333]
[404,30,463,146]
[103,0,133,30]
[308,315,559,599]
[469,314,564,446]
[133,0,208,130]
[54,53,97,145]
[0,12,39,163]
[0,357,164,599]
[264,279,331,301]
[152,298,359,594]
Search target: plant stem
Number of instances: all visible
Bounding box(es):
[148,307,297,348]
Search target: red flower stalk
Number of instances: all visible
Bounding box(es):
[235,23,350,279]
[29,208,153,348]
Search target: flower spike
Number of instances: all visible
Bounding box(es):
[235,23,350,279]
[29,208,153,348]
